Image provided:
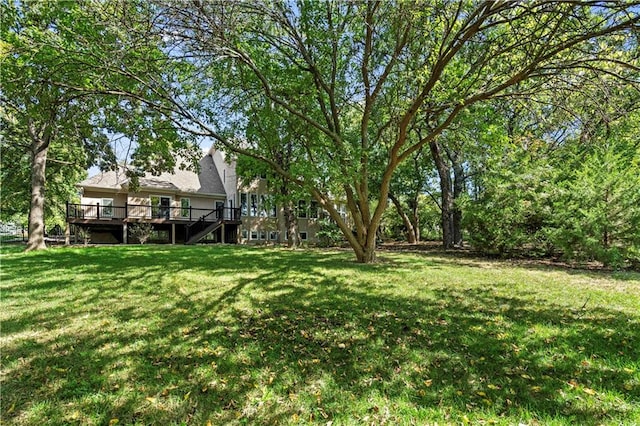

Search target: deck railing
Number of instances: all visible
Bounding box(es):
[66,202,241,222]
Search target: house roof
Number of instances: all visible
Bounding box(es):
[80,155,228,196]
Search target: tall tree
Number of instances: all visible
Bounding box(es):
[152,1,639,262]
[1,1,111,250]
[1,0,193,250]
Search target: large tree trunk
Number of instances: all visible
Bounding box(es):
[352,230,377,263]
[429,140,454,249]
[26,138,49,252]
[389,192,417,243]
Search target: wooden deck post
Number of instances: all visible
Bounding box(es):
[123,222,128,244]
[171,223,176,245]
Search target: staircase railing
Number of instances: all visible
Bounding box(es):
[185,209,221,242]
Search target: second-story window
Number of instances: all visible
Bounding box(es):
[250,194,258,216]
[240,193,248,216]
[297,200,307,218]
[260,195,267,217]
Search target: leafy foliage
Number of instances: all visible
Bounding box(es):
[550,133,640,267]
[314,218,344,247]
[462,100,640,267]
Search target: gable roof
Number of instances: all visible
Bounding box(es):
[80,154,228,196]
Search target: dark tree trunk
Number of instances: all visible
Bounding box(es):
[429,140,454,249]
[452,156,465,247]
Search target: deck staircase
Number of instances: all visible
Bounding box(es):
[185,209,222,244]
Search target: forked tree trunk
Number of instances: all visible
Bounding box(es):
[26,139,49,252]
[353,232,377,263]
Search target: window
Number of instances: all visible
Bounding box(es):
[102,198,113,218]
[181,198,190,217]
[300,231,308,241]
[297,200,307,218]
[251,231,258,240]
[259,230,266,240]
[260,194,276,217]
[269,231,278,241]
[242,229,248,239]
[250,194,258,217]
[310,200,318,219]
[240,193,248,216]
[151,195,171,219]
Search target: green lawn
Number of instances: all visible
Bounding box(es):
[1,244,639,425]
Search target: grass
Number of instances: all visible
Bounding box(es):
[1,244,639,425]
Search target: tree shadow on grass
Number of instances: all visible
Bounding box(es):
[1,246,639,425]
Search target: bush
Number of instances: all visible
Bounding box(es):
[315,219,343,247]
[129,223,154,245]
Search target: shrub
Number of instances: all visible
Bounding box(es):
[315,218,343,247]
[129,223,154,245]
